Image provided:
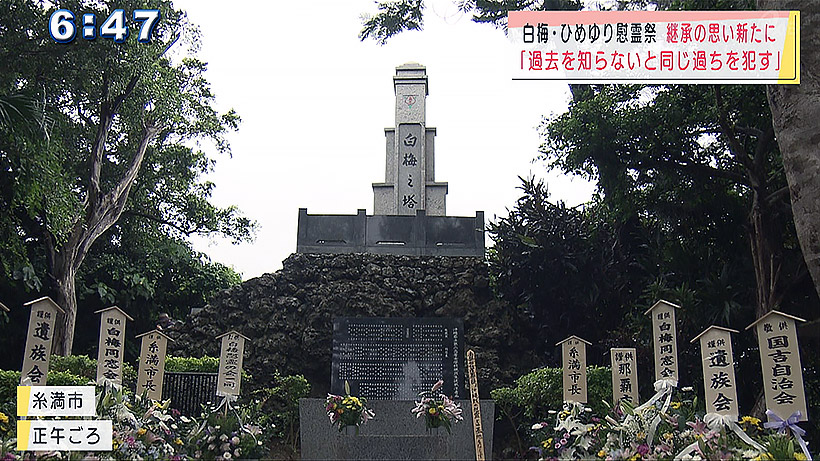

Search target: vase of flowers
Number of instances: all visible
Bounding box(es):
[411,380,464,434]
[325,381,375,434]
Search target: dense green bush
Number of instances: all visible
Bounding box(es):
[165,355,252,382]
[492,366,612,419]
[50,354,138,390]
[165,355,220,372]
[250,372,310,455]
[491,366,612,452]
[49,354,98,377]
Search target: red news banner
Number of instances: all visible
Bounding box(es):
[509,10,800,84]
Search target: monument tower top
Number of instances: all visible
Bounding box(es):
[393,62,428,124]
[296,63,483,257]
[373,63,448,216]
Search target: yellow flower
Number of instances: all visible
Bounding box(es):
[113,439,122,449]
[174,438,183,446]
[137,427,147,436]
[753,453,774,461]
[794,453,807,461]
[741,416,761,427]
[663,432,673,442]
[0,412,7,424]
[541,440,550,448]
[598,449,607,458]
[428,407,438,415]
[670,401,681,409]
[636,431,646,442]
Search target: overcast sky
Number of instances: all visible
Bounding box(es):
[175,0,597,280]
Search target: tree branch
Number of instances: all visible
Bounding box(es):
[75,99,93,126]
[88,74,141,218]
[753,124,775,171]
[734,125,765,138]
[122,209,197,235]
[75,123,160,270]
[644,142,750,186]
[713,86,757,183]
[765,186,790,207]
[88,72,111,212]
[110,75,139,115]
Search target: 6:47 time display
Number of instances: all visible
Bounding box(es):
[49,9,160,43]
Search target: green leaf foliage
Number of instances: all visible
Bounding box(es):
[165,355,251,383]
[165,355,222,373]
[250,372,311,453]
[49,354,137,392]
[0,0,252,359]
[359,0,424,44]
[359,0,581,43]
[491,366,611,451]
[488,176,657,362]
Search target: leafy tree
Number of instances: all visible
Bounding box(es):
[359,0,581,43]
[541,83,804,321]
[73,216,242,358]
[0,0,253,355]
[487,177,652,360]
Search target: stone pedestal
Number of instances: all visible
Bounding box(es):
[300,398,494,460]
[334,435,449,460]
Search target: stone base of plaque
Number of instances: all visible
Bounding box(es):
[300,399,494,460]
[335,435,448,460]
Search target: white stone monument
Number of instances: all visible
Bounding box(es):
[296,63,484,256]
[373,63,448,216]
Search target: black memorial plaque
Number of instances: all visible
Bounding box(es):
[331,317,464,400]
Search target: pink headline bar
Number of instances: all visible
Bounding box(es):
[508,10,791,28]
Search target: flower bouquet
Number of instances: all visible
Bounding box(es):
[411,380,463,434]
[325,381,375,434]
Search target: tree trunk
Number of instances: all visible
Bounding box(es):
[53,270,78,355]
[749,189,779,319]
[49,252,78,355]
[759,0,820,303]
